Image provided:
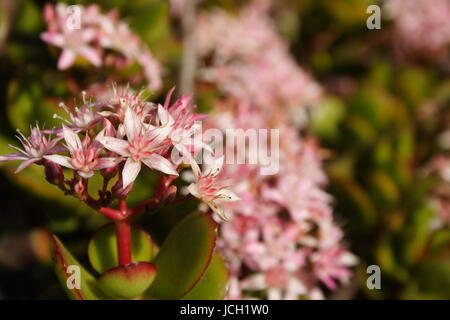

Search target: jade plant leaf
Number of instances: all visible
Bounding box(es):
[144,212,217,300]
[98,262,157,299]
[52,235,108,300]
[182,252,229,300]
[88,223,157,274]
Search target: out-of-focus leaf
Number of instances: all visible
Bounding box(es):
[368,171,400,208]
[403,259,450,299]
[373,138,392,169]
[128,1,170,46]
[52,235,108,300]
[182,253,228,300]
[311,96,345,141]
[395,67,434,109]
[144,212,217,300]
[375,237,408,282]
[323,0,374,27]
[342,115,377,146]
[88,223,157,274]
[329,175,377,232]
[400,205,433,265]
[98,262,157,299]
[348,87,394,130]
[14,0,43,34]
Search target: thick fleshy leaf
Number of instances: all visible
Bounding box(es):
[144,212,217,299]
[52,235,108,300]
[98,262,157,299]
[182,253,229,300]
[88,224,157,274]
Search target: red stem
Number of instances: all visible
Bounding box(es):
[116,219,132,266]
[98,207,124,220]
[116,199,132,266]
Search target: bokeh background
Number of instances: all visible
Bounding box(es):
[0,0,449,299]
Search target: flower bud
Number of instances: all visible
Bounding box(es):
[161,185,177,203]
[44,160,64,185]
[112,178,134,198]
[70,177,85,196]
[101,165,118,180]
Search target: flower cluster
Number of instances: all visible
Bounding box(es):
[196,1,321,126]
[206,101,356,300]
[386,0,450,61]
[0,86,238,221]
[41,3,162,91]
[196,1,355,299]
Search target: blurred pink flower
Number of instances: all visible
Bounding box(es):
[196,1,321,126]
[41,4,101,69]
[387,0,450,60]
[41,3,162,91]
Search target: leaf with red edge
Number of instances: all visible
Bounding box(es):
[181,252,229,300]
[98,262,157,299]
[144,212,217,299]
[52,235,108,300]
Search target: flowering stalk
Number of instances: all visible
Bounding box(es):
[116,198,132,266]
[0,86,239,272]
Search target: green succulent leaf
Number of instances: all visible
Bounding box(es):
[144,212,217,300]
[182,252,229,300]
[98,262,157,299]
[52,235,108,300]
[88,223,157,274]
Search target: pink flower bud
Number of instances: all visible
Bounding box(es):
[44,160,64,185]
[101,165,118,180]
[161,185,177,203]
[112,178,134,199]
[71,177,85,196]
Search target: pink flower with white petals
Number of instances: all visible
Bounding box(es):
[54,92,102,131]
[97,107,178,188]
[44,126,122,179]
[0,125,65,173]
[156,88,209,161]
[98,85,155,123]
[41,4,101,70]
[187,156,240,221]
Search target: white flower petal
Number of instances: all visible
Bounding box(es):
[58,49,76,70]
[94,157,124,170]
[14,159,38,173]
[187,183,201,199]
[189,158,202,181]
[157,104,174,126]
[122,158,141,188]
[62,125,82,155]
[44,155,74,169]
[207,200,228,221]
[204,155,224,177]
[216,189,241,202]
[142,154,178,176]
[124,107,142,142]
[96,136,130,156]
[0,153,28,162]
[78,170,94,179]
